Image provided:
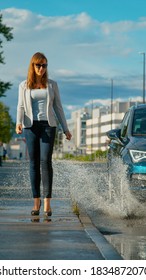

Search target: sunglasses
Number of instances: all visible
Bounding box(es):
[35,63,48,69]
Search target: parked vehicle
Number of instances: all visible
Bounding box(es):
[106,104,146,195]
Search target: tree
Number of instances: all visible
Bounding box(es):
[0,13,14,143]
[0,102,15,143]
[0,13,13,97]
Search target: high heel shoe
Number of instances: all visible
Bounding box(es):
[44,209,52,217]
[31,200,41,216]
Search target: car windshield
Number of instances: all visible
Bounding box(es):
[132,108,146,136]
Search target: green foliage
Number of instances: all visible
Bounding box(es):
[0,81,12,98]
[95,150,107,158]
[0,13,13,61]
[0,13,13,97]
[0,102,15,143]
[72,203,80,217]
[62,150,107,162]
[63,153,75,160]
[0,14,14,143]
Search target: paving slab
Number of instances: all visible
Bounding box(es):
[0,198,123,260]
[0,161,123,260]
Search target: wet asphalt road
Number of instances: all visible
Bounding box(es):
[1,160,146,260]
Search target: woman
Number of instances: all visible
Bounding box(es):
[16,52,72,217]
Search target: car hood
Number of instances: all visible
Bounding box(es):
[129,136,146,150]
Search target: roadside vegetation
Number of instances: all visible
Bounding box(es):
[0,13,15,143]
[62,149,107,162]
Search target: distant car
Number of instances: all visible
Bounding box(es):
[106,104,146,193]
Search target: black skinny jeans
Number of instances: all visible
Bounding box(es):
[24,121,56,198]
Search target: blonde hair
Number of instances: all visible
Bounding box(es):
[27,52,48,89]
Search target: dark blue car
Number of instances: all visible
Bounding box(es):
[107,104,146,193]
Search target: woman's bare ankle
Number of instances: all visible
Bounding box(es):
[44,198,51,212]
[33,197,41,210]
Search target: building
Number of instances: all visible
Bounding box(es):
[64,107,91,154]
[7,137,27,160]
[64,100,141,154]
[86,100,139,152]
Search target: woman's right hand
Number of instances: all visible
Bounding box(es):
[16,124,23,134]
[65,131,72,141]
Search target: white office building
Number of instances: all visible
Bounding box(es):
[64,107,91,154]
[65,100,140,154]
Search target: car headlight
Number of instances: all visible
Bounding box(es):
[129,149,146,163]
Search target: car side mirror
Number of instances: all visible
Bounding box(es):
[106,128,121,140]
[122,136,130,145]
[106,128,124,146]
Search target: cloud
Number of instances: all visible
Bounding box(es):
[85,96,143,107]
[1,72,142,121]
[36,12,92,30]
[1,8,146,121]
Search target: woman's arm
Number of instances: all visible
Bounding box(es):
[16,82,25,134]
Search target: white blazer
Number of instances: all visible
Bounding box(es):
[16,79,68,132]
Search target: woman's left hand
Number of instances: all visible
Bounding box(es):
[65,131,72,141]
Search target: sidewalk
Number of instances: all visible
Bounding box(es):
[0,198,123,260]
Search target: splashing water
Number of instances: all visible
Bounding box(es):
[1,159,146,219]
[106,157,146,218]
[53,159,146,219]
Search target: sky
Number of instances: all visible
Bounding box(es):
[1,0,146,120]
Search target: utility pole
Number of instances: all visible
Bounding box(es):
[111,79,113,129]
[139,52,145,103]
[91,100,93,159]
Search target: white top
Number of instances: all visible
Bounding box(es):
[31,88,47,121]
[16,79,69,133]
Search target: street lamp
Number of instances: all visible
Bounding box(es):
[139,52,145,103]
[111,79,113,129]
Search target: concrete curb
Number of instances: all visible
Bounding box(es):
[79,212,123,260]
